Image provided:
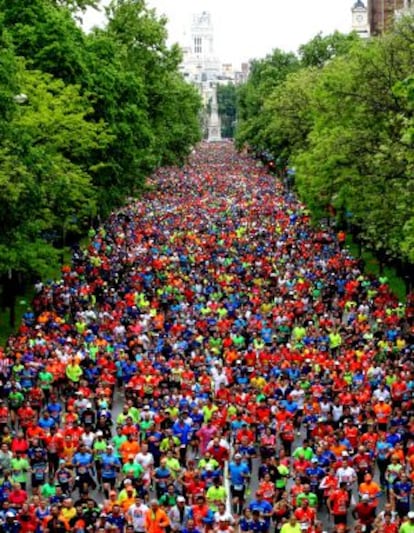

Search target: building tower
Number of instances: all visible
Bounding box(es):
[188,12,221,84]
[352,0,370,36]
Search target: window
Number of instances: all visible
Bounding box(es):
[194,37,202,54]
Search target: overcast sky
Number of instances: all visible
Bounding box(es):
[82,0,354,65]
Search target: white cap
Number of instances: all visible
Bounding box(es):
[361,494,370,501]
[408,511,414,519]
[177,496,186,503]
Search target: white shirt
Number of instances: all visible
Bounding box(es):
[332,405,343,422]
[135,451,154,473]
[127,503,149,531]
[336,466,357,487]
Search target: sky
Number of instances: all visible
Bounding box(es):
[82,0,354,65]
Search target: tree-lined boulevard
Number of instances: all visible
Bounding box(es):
[0,1,413,532]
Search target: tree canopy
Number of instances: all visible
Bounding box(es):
[0,0,202,322]
[235,23,414,272]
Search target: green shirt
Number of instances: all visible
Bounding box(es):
[293,447,314,461]
[281,523,301,533]
[66,364,83,382]
[11,457,30,483]
[165,457,181,478]
[38,371,53,390]
[112,434,127,450]
[399,522,414,533]
[296,491,318,508]
[122,462,144,479]
[93,440,107,458]
[41,483,56,498]
[8,391,24,409]
[159,493,177,507]
[275,464,289,488]
[206,485,226,510]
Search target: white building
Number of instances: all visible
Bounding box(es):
[179,11,249,102]
[180,11,221,99]
[351,0,370,37]
[178,11,249,139]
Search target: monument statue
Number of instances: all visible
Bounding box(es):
[207,84,222,142]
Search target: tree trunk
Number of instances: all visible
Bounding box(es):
[3,271,19,329]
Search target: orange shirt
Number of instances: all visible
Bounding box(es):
[145,508,169,533]
[359,481,381,507]
[119,440,140,463]
[373,403,392,423]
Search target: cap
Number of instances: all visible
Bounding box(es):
[177,496,186,503]
[408,512,414,519]
[361,494,370,501]
[341,451,349,457]
[234,453,242,459]
[311,457,318,463]
[6,512,15,518]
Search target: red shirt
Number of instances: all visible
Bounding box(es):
[330,489,349,515]
[9,489,28,507]
[11,437,29,455]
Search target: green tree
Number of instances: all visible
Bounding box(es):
[0,0,87,84]
[0,63,109,324]
[217,83,237,138]
[298,31,360,67]
[235,49,300,150]
[104,0,201,167]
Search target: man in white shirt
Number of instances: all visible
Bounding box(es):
[135,443,154,488]
[336,454,357,494]
[127,495,149,533]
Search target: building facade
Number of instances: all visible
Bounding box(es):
[352,0,370,36]
[368,0,413,34]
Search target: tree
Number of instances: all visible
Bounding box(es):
[298,31,360,68]
[0,0,87,84]
[217,84,237,138]
[234,25,414,277]
[104,0,201,167]
[235,49,300,150]
[0,63,109,324]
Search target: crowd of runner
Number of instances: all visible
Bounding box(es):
[0,142,412,533]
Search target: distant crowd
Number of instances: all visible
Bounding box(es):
[0,142,412,533]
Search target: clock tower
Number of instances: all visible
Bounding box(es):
[352,0,370,37]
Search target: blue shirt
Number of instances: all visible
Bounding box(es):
[172,421,193,445]
[248,500,272,526]
[228,462,250,486]
[72,452,93,474]
[101,453,121,479]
